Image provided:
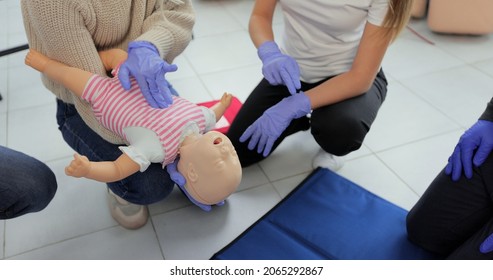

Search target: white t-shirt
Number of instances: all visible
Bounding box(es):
[279,0,389,83]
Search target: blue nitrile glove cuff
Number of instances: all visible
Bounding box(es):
[258,41,281,62]
[282,91,312,119]
[128,41,159,55]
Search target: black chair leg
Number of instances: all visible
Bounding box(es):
[0,44,29,57]
[0,44,30,102]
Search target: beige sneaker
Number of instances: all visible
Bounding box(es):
[107,189,148,230]
[312,148,345,171]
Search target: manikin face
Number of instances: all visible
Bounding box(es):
[193,131,239,168]
[178,130,242,205]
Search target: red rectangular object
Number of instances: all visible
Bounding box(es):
[197,96,242,134]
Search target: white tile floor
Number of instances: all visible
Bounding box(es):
[1,0,493,260]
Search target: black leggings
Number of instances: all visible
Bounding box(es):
[406,154,493,259]
[227,69,388,167]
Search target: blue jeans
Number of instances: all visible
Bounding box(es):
[0,146,57,219]
[55,99,174,205]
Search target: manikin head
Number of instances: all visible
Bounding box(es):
[177,130,242,205]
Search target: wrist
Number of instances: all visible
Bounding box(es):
[128,41,159,54]
[294,92,312,116]
[258,41,281,61]
[280,92,311,119]
[478,119,492,125]
[476,119,493,131]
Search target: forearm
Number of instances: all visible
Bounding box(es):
[210,93,232,122]
[42,59,93,97]
[249,0,277,48]
[98,49,128,71]
[249,17,275,48]
[305,71,376,110]
[85,162,130,183]
[84,154,140,183]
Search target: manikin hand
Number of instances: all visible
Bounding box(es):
[240,92,311,157]
[445,120,493,181]
[118,41,177,109]
[166,158,215,212]
[258,41,301,95]
[65,153,91,178]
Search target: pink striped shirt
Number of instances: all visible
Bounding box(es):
[81,66,208,166]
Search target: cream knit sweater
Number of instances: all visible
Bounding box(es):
[21,0,195,144]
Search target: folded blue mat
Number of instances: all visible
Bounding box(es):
[211,168,435,260]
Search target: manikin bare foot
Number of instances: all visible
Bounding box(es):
[211,92,233,122]
[25,49,51,72]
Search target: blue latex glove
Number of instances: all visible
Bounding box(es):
[166,158,214,212]
[258,41,301,95]
[118,41,177,109]
[480,232,493,254]
[445,120,493,181]
[240,92,311,157]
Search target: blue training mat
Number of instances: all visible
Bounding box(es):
[211,168,435,260]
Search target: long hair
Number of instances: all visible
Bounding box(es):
[382,0,414,41]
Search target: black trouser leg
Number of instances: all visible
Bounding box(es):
[227,69,388,167]
[407,155,493,259]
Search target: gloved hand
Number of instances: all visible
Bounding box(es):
[480,232,493,254]
[166,158,212,212]
[118,41,177,109]
[445,120,493,181]
[258,41,301,95]
[240,92,311,157]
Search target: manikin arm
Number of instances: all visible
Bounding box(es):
[210,92,233,122]
[25,49,93,97]
[26,48,139,182]
[25,48,128,97]
[65,153,140,183]
[98,49,128,71]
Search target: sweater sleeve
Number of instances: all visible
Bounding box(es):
[21,0,127,145]
[136,0,195,63]
[21,0,106,78]
[479,97,493,122]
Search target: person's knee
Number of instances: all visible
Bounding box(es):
[310,115,367,156]
[109,166,175,205]
[0,171,57,219]
[406,210,422,245]
[24,163,57,212]
[406,207,448,256]
[35,167,58,210]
